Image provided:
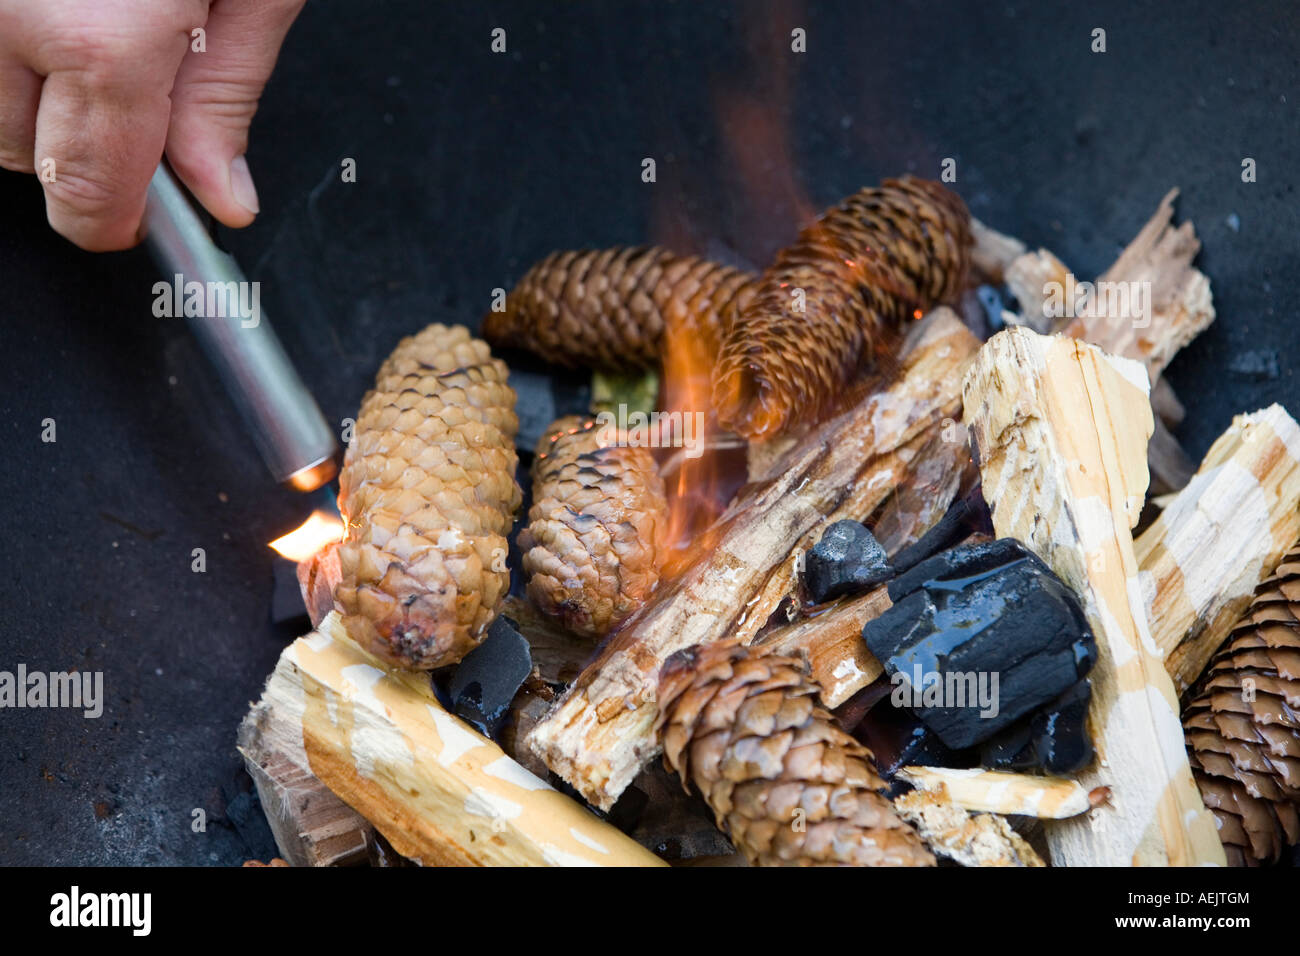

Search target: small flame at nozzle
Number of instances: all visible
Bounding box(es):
[268,510,345,563]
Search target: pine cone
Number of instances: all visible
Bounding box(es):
[655,640,935,866]
[519,416,667,638]
[482,246,756,370]
[1184,543,1300,866]
[335,324,522,670]
[713,177,972,439]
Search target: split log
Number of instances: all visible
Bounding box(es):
[969,217,1027,284]
[963,327,1224,866]
[1003,248,1073,334]
[1135,404,1300,693]
[978,195,1208,496]
[527,311,982,810]
[1053,192,1211,494]
[1058,188,1214,382]
[1151,378,1185,429]
[1146,417,1197,496]
[238,712,374,866]
[893,786,1045,867]
[898,767,1103,820]
[869,422,976,558]
[245,610,664,866]
[757,586,891,708]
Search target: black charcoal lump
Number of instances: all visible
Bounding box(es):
[448,615,532,738]
[981,678,1094,774]
[852,697,977,782]
[862,538,1097,750]
[804,520,893,603]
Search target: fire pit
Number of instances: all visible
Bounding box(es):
[241,167,1298,868]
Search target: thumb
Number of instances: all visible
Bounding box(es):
[164,0,305,228]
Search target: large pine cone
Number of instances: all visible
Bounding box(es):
[335,324,522,670]
[482,246,756,370]
[519,416,667,638]
[1184,543,1300,865]
[712,177,972,439]
[655,640,935,866]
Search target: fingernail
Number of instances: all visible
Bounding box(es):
[229,155,259,215]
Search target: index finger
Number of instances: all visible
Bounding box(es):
[29,12,196,250]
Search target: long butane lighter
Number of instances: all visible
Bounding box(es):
[143,162,338,491]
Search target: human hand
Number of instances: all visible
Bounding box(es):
[0,0,305,251]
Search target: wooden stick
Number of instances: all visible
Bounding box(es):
[1146,417,1197,496]
[1135,404,1300,692]
[245,611,664,866]
[527,311,982,810]
[898,767,1103,820]
[893,786,1045,867]
[757,586,891,708]
[962,327,1224,866]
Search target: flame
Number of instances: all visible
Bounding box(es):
[656,313,749,580]
[268,510,345,563]
[648,7,818,578]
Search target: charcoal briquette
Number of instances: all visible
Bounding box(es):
[863,538,1097,749]
[448,614,533,738]
[889,497,979,573]
[804,520,893,603]
[981,679,1094,774]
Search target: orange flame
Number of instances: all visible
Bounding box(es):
[656,315,748,580]
[651,0,822,577]
[268,510,345,563]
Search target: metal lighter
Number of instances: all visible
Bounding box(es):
[143,162,338,491]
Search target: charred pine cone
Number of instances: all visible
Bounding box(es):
[1184,543,1300,866]
[655,640,935,866]
[335,323,522,670]
[482,246,756,370]
[519,416,667,639]
[713,177,972,439]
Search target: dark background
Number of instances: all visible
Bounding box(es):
[1,0,1296,865]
